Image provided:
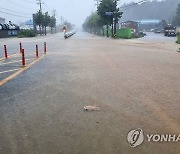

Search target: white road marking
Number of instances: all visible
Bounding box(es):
[0,69,20,74]
[0,58,36,65]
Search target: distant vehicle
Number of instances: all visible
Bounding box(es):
[155,29,161,33]
[150,29,155,32]
[164,24,176,37]
[139,31,146,37]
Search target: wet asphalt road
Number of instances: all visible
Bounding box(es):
[0,31,180,154]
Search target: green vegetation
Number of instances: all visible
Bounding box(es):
[172,4,180,44]
[18,30,36,38]
[83,0,123,38]
[34,11,56,35]
[176,34,180,44]
[172,4,180,26]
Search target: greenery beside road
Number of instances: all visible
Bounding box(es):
[33,11,56,35]
[83,0,123,38]
[18,30,36,38]
[176,34,180,44]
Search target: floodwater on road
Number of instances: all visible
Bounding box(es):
[0,31,180,154]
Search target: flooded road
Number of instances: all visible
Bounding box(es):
[0,31,180,154]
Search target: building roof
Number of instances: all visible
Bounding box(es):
[121,20,138,23]
[0,17,5,20]
[25,19,33,25]
[138,19,160,24]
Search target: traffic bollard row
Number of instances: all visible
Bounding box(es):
[2,42,47,67]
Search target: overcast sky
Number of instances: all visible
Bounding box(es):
[0,0,157,26]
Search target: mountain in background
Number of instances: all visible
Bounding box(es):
[120,0,180,23]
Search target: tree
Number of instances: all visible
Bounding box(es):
[34,10,43,35]
[97,0,123,37]
[172,4,180,26]
[49,16,56,34]
[113,0,123,36]
[42,12,50,35]
[97,0,114,37]
[83,13,103,34]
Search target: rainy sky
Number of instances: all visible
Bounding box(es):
[0,0,160,26]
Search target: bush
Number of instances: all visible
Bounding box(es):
[176,33,180,44]
[18,29,36,38]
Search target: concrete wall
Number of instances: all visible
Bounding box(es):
[0,30,19,38]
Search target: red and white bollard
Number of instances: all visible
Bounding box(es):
[19,42,22,53]
[4,45,8,59]
[21,49,25,66]
[36,44,39,58]
[44,42,47,54]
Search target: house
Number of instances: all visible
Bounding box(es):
[120,21,138,33]
[0,17,5,23]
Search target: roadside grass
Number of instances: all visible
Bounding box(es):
[18,29,36,38]
[176,33,180,44]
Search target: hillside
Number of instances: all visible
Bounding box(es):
[120,0,180,22]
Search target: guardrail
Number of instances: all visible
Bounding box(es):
[64,31,77,39]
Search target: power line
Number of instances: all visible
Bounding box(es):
[4,0,34,10]
[0,10,31,18]
[43,1,51,12]
[22,0,37,4]
[120,0,147,10]
[0,6,32,15]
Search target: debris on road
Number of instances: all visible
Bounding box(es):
[84,106,100,111]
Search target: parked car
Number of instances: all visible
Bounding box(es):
[164,24,176,37]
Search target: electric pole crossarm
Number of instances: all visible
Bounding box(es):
[37,0,44,12]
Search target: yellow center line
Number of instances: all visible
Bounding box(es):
[0,55,46,86]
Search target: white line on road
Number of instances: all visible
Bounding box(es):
[0,69,20,74]
[0,58,36,65]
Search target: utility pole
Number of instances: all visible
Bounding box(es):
[114,0,117,36]
[37,0,44,12]
[61,16,63,25]
[36,0,44,35]
[52,9,57,33]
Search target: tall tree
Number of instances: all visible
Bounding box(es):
[172,4,180,26]
[97,0,123,37]
[113,0,123,36]
[97,0,114,37]
[83,13,103,34]
[34,10,43,35]
[49,16,56,34]
[42,12,51,35]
